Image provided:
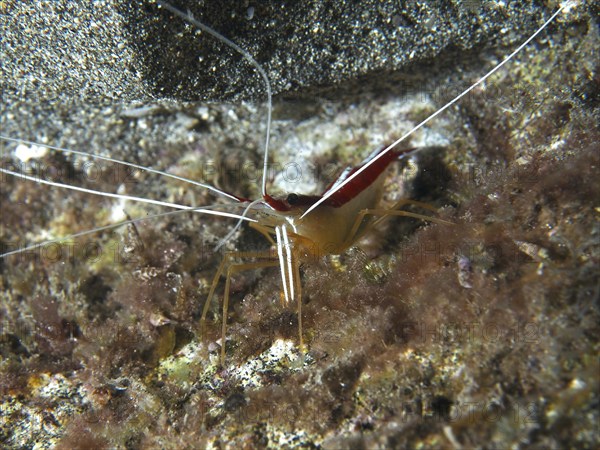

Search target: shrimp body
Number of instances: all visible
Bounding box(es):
[201,145,407,362]
[258,146,408,258]
[200,144,445,362]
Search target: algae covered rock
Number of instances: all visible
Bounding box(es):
[1,1,598,448]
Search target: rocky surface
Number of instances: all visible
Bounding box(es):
[1,0,598,448]
[3,0,568,105]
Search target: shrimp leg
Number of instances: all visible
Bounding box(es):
[343,199,454,250]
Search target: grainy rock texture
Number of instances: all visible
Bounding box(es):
[1,0,598,449]
[2,0,569,105]
[125,0,564,101]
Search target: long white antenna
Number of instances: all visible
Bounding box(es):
[0,202,255,259]
[0,135,241,202]
[156,1,273,198]
[0,167,256,222]
[300,3,570,219]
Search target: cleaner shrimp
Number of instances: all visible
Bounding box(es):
[0,0,583,370]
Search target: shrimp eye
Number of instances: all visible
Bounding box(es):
[287,193,299,205]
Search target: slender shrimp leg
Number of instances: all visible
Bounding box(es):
[201,251,280,364]
[201,232,305,364]
[342,199,454,251]
[370,198,454,229]
[248,223,277,246]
